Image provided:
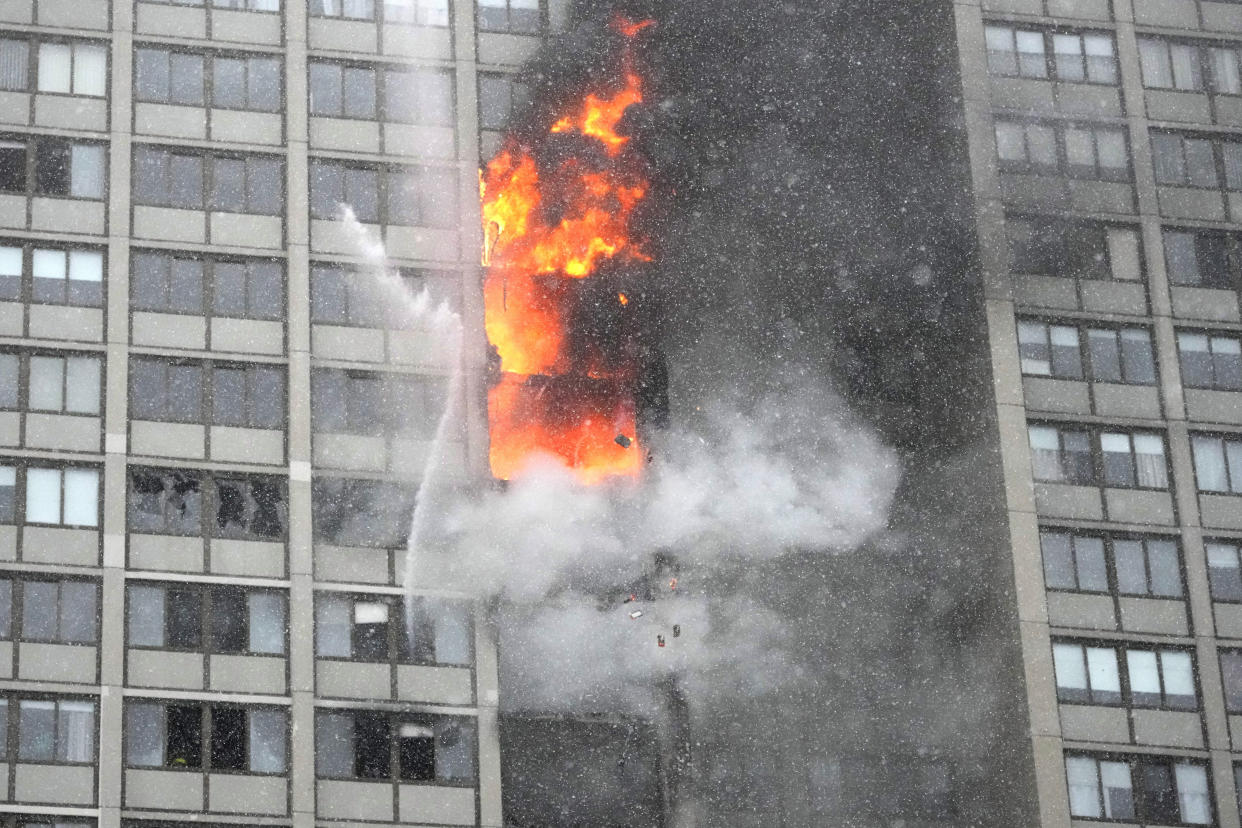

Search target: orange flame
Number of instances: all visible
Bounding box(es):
[482,21,654,484]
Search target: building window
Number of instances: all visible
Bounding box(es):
[1052,641,1121,704]
[315,593,471,665]
[0,350,102,415]
[309,160,456,227]
[140,0,280,10]
[0,38,29,91]
[1164,227,1242,289]
[995,120,1129,181]
[128,583,285,655]
[128,467,287,540]
[1138,38,1206,91]
[126,702,286,773]
[985,26,1117,84]
[1208,540,1242,601]
[312,368,446,438]
[315,711,475,783]
[1152,130,1242,190]
[477,0,540,34]
[134,146,283,214]
[1028,425,1167,488]
[1191,432,1242,493]
[310,0,449,25]
[1178,331,1242,390]
[308,62,455,125]
[312,477,414,548]
[1219,649,1242,711]
[131,251,282,320]
[17,579,98,644]
[1017,320,1155,383]
[1041,530,1183,597]
[1138,37,1242,95]
[0,135,105,200]
[479,73,531,131]
[135,48,281,113]
[25,467,99,527]
[16,698,95,764]
[27,247,104,305]
[129,357,284,429]
[1006,217,1142,281]
[1066,754,1212,823]
[1055,642,1197,709]
[37,41,107,97]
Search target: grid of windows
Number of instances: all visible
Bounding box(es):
[128,583,285,655]
[0,577,98,645]
[1053,641,1197,709]
[1152,130,1242,191]
[129,357,285,429]
[0,37,107,96]
[310,0,450,26]
[477,0,540,34]
[309,62,454,125]
[0,243,104,306]
[133,146,283,214]
[1139,36,1242,94]
[1191,433,1242,494]
[314,592,471,666]
[0,464,99,527]
[1163,227,1242,289]
[1005,217,1142,281]
[131,250,283,319]
[0,351,102,415]
[309,160,456,227]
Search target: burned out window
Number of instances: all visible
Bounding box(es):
[1006,217,1142,281]
[126,701,286,773]
[1165,227,1242,289]
[127,583,285,654]
[0,135,105,199]
[315,710,474,783]
[128,468,286,541]
[315,592,471,665]
[311,477,415,548]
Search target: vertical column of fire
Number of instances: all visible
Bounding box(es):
[480,19,654,484]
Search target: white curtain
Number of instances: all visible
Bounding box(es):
[1175,764,1211,825]
[56,701,94,762]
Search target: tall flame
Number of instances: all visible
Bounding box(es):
[482,19,654,484]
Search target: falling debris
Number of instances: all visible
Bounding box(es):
[615,434,633,448]
[629,610,644,619]
[673,625,681,638]
[657,635,666,648]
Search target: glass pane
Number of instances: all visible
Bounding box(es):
[1175,764,1211,825]
[125,702,164,765]
[65,357,100,414]
[342,67,376,119]
[248,57,281,112]
[37,44,71,94]
[1049,325,1081,378]
[29,356,65,411]
[994,122,1025,162]
[73,45,106,96]
[211,157,245,212]
[1151,133,1186,184]
[1053,643,1088,695]
[1074,536,1108,592]
[1207,543,1242,601]
[248,591,285,654]
[1171,43,1204,90]
[433,602,471,665]
[1120,328,1155,384]
[59,582,96,644]
[1041,532,1075,589]
[1127,649,1162,705]
[315,595,351,657]
[1140,38,1174,88]
[63,468,98,526]
[128,585,165,647]
[1186,138,1218,188]
[169,154,203,209]
[56,701,93,762]
[1193,435,1229,491]
[21,581,57,641]
[1065,756,1101,817]
[1147,540,1183,597]
[1100,761,1134,819]
[1133,434,1167,488]
[1087,329,1121,382]
[1161,651,1196,707]
[135,48,169,102]
[169,52,204,106]
[1114,539,1148,595]
[309,63,341,116]
[1086,646,1121,698]
[1222,651,1242,711]
[249,709,285,772]
[0,39,29,91]
[315,712,353,776]
[246,157,283,215]
[18,700,55,760]
[1101,432,1135,487]
[1214,47,1242,94]
[212,57,246,109]
[0,580,10,638]
[1165,230,1201,284]
[210,588,247,653]
[25,468,61,524]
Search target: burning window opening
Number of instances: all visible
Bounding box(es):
[481,17,656,485]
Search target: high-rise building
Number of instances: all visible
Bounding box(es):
[0,0,570,825]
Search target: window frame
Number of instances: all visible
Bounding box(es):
[137,0,282,13]
[310,476,416,549]
[13,695,97,766]
[309,0,452,26]
[1176,329,1242,390]
[1190,431,1242,494]
[1138,35,1242,97]
[1028,423,1170,490]
[127,466,288,542]
[0,348,103,417]
[134,45,283,113]
[984,25,1119,85]
[125,581,287,656]
[1065,752,1215,825]
[1039,529,1185,599]
[313,591,474,667]
[314,709,477,785]
[476,0,542,35]
[1051,640,1202,712]
[1016,318,1157,384]
[33,37,109,98]
[132,144,285,215]
[308,158,457,228]
[994,118,1131,182]
[1151,129,1242,191]
[1207,539,1242,602]
[0,134,107,201]
[16,464,100,529]
[128,356,286,430]
[1005,214,1145,283]
[123,700,288,775]
[129,249,284,320]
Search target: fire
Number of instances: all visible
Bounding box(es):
[482,19,654,484]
